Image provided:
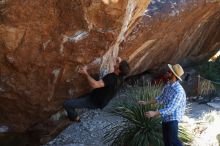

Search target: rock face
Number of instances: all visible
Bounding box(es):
[0,0,220,131]
[0,0,150,131]
[122,0,220,74]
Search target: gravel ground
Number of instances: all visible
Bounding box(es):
[44,109,122,146]
[44,99,220,146]
[44,97,124,146]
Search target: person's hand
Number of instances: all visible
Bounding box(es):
[137,100,148,105]
[62,35,69,43]
[78,66,88,75]
[144,111,159,118]
[116,57,122,64]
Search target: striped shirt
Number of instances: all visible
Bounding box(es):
[156,81,186,122]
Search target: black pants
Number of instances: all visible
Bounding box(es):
[63,94,98,120]
[162,121,183,146]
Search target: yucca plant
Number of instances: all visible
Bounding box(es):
[103,82,193,146]
[103,83,163,146]
[179,125,194,145]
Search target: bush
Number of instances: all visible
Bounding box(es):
[103,83,193,146]
[179,125,194,145]
[200,56,220,82]
[198,79,216,97]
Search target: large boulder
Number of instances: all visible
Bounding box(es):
[122,0,220,74]
[0,0,220,131]
[0,0,150,131]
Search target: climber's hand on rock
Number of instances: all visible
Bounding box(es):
[78,66,88,75]
[116,57,122,64]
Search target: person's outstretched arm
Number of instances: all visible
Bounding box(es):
[78,66,104,89]
[137,98,157,105]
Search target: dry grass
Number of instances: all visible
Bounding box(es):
[198,79,216,97]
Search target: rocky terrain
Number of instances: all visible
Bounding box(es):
[44,99,220,146]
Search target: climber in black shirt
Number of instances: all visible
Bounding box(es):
[64,57,130,122]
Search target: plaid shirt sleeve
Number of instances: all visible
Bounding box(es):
[155,87,165,104]
[156,95,163,104]
[159,92,183,118]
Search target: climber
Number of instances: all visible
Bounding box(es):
[64,57,130,122]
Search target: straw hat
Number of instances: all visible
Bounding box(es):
[168,64,184,81]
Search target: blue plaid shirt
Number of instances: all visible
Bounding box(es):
[156,81,186,122]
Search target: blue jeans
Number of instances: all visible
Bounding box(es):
[63,94,97,120]
[162,121,183,146]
